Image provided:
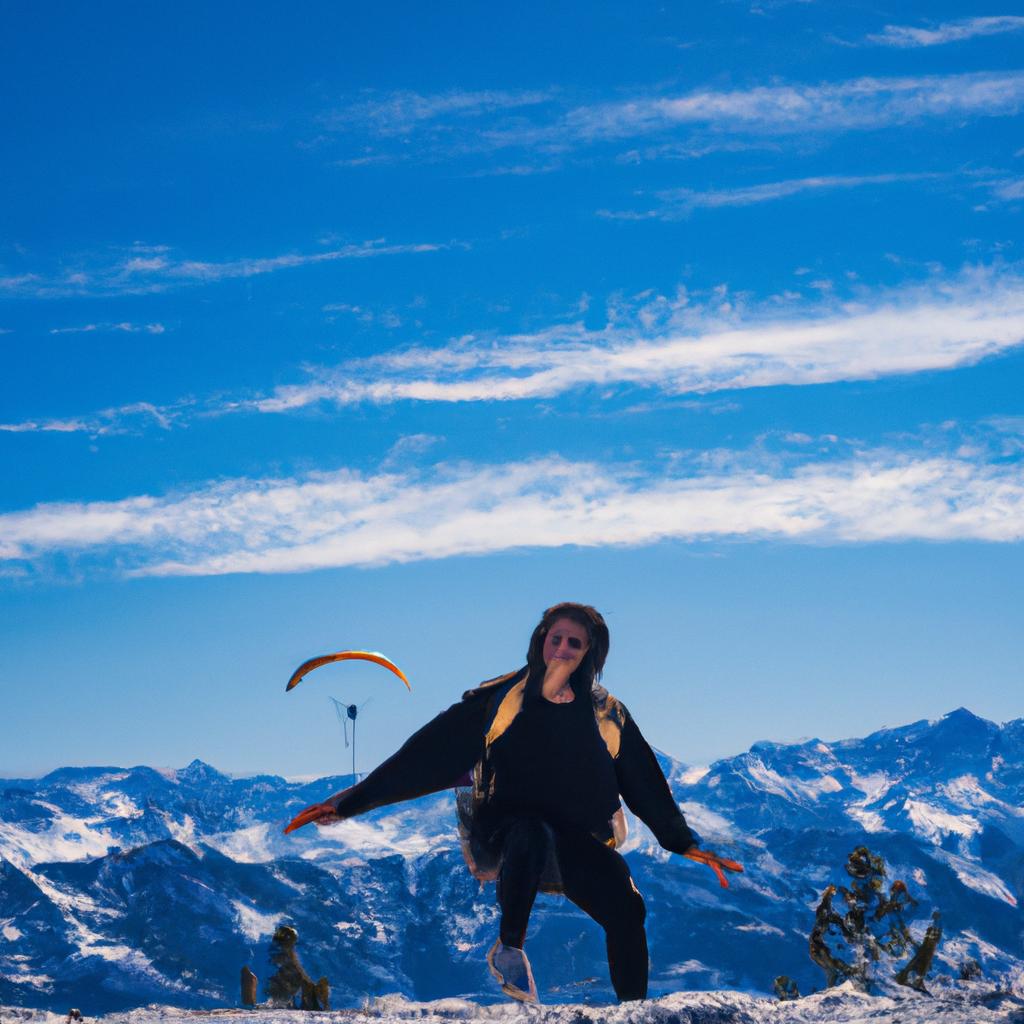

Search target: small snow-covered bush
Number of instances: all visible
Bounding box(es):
[809,846,942,993]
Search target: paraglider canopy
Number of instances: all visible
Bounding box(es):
[285,650,410,691]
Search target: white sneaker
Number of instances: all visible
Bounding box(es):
[487,939,539,1003]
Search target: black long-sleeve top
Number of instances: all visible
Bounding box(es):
[327,669,698,855]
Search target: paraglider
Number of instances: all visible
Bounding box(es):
[283,648,410,829]
[285,649,410,692]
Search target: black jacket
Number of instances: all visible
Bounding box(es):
[328,666,698,857]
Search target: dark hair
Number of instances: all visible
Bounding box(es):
[525,602,610,697]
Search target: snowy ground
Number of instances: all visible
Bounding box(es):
[4,984,1024,1024]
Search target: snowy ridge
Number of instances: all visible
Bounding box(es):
[5,983,1024,1024]
[2,709,1024,1013]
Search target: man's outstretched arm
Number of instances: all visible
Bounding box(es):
[285,692,488,832]
[614,709,743,888]
[615,711,699,853]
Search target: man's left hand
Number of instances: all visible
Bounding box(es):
[683,848,744,889]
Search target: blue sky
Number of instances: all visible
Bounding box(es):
[2,2,1023,779]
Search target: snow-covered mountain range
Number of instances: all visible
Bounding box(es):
[2,707,1022,1012]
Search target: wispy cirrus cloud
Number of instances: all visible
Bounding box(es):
[554,71,1024,143]
[0,402,178,437]
[987,178,1024,202]
[323,88,555,136]
[248,266,1024,412]
[868,16,1024,48]
[317,88,557,166]
[599,171,941,219]
[146,239,448,283]
[615,139,782,165]
[2,443,1022,578]
[0,273,43,292]
[49,322,167,335]
[5,266,1023,436]
[322,303,404,329]
[0,238,451,299]
[319,72,1024,165]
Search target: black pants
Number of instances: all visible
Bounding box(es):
[495,816,648,1002]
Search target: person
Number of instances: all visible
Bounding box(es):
[286,602,740,1004]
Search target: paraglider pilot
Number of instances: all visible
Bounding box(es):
[286,602,741,1003]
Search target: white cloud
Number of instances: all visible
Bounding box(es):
[324,89,554,136]
[49,322,166,335]
[1,449,1021,577]
[0,402,176,437]
[382,433,444,467]
[0,239,449,299]
[987,178,1024,202]
[465,161,562,178]
[542,71,1024,144]
[9,267,1020,436]
[868,16,1024,48]
[600,172,940,219]
[322,303,403,328]
[0,273,41,291]
[317,72,1024,165]
[614,140,781,164]
[249,267,1024,412]
[8,268,1023,439]
[0,418,95,435]
[154,240,445,284]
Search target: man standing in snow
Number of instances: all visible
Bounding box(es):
[287,602,740,1003]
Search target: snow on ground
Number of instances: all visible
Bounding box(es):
[0,807,121,869]
[744,759,842,803]
[841,768,893,834]
[845,806,886,833]
[65,774,132,805]
[18,865,118,921]
[677,803,737,842]
[204,825,278,864]
[5,984,1024,1024]
[675,766,710,786]
[940,931,1017,972]
[929,850,1018,907]
[311,815,450,860]
[844,770,893,804]
[95,791,144,822]
[903,799,981,844]
[160,812,199,848]
[939,776,1023,817]
[231,900,284,943]
[734,921,786,938]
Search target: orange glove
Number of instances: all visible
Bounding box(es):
[683,848,744,889]
[283,801,341,834]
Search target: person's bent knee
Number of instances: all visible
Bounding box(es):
[617,877,646,928]
[497,817,554,894]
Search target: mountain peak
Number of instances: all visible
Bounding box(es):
[175,759,224,782]
[941,707,988,724]
[931,707,996,740]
